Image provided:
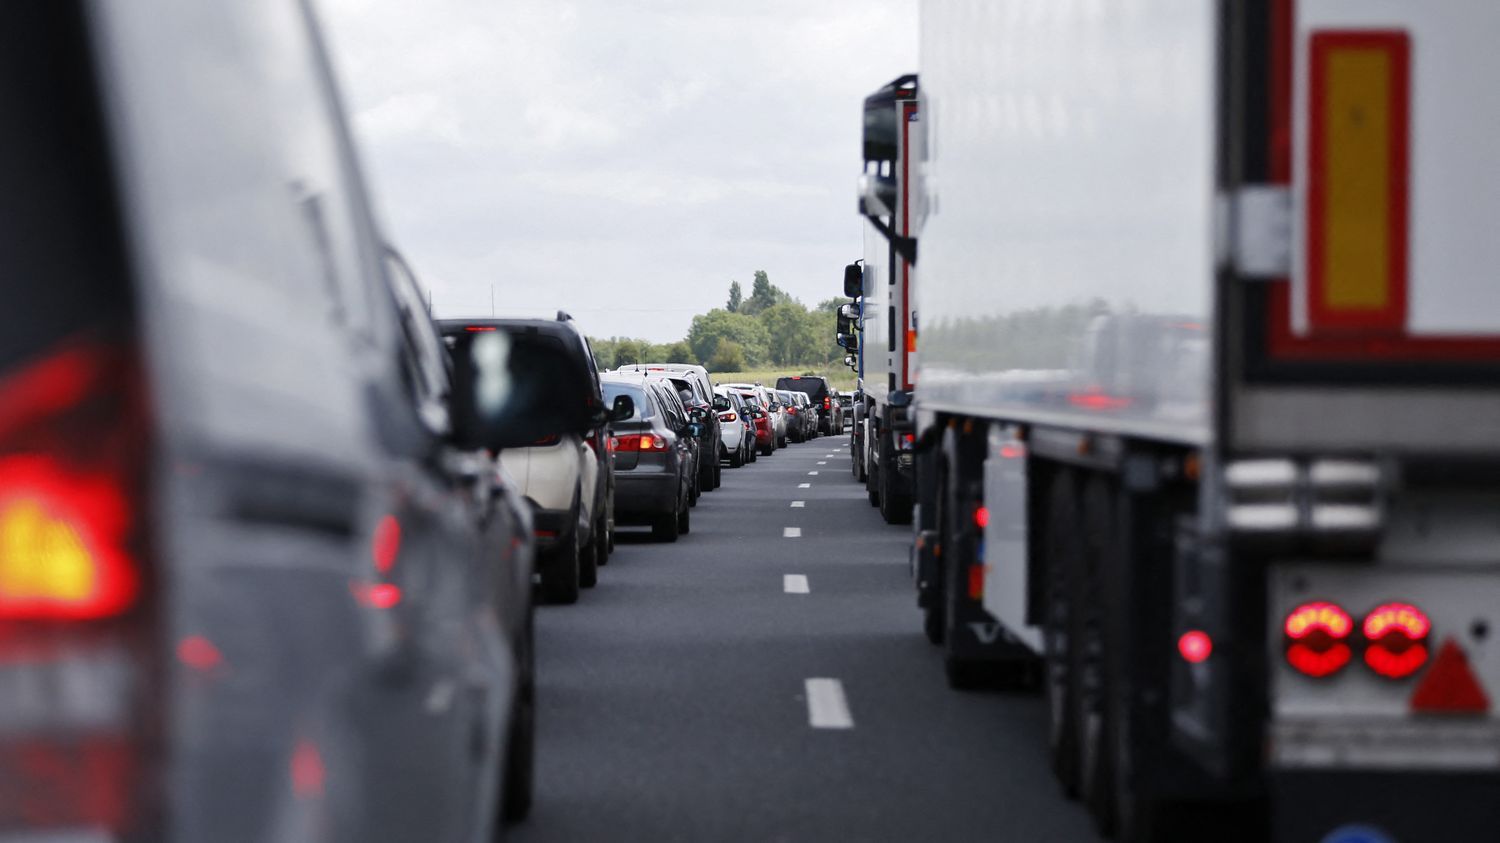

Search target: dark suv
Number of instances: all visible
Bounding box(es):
[1,4,532,841]
[776,376,842,435]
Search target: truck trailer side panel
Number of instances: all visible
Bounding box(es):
[916,0,1217,447]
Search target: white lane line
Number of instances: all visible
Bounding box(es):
[784,574,809,594]
[798,483,811,488]
[817,461,827,465]
[808,471,819,476]
[783,527,802,538]
[825,454,836,458]
[791,500,805,508]
[805,678,854,729]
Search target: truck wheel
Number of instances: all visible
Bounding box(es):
[879,439,914,525]
[1078,477,1117,832]
[541,526,582,605]
[1043,470,1082,796]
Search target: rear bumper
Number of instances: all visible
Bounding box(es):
[528,505,573,551]
[614,470,677,520]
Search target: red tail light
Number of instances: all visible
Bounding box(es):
[1284,601,1354,677]
[967,563,984,600]
[614,434,668,452]
[0,342,146,622]
[464,325,497,332]
[1363,601,1430,679]
[824,397,831,409]
[973,506,990,529]
[1178,630,1213,664]
[718,412,737,422]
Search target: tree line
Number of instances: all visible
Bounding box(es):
[590,270,844,373]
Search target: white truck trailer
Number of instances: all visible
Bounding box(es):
[907,2,1500,841]
[846,75,920,526]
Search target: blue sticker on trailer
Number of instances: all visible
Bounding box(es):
[1320,825,1397,843]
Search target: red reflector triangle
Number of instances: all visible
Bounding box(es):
[1410,637,1490,714]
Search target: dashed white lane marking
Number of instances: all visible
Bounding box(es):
[808,471,819,476]
[825,454,836,458]
[798,483,811,488]
[805,678,854,729]
[817,461,827,465]
[791,501,805,508]
[784,574,809,594]
[784,527,802,538]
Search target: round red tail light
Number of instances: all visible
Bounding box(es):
[1284,601,1354,677]
[1363,602,1431,679]
[1178,630,1213,664]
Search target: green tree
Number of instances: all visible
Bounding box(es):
[687,308,770,366]
[662,340,694,363]
[759,301,822,366]
[707,339,746,373]
[726,281,742,313]
[741,269,791,316]
[612,338,648,367]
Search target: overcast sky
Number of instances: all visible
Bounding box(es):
[318,0,917,342]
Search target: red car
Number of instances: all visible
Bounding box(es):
[730,388,775,456]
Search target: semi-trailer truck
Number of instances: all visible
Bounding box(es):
[846,74,919,526]
[905,2,1500,841]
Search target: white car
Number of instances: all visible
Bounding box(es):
[714,386,751,466]
[722,382,787,451]
[497,432,602,601]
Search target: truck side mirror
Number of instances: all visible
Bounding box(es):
[843,263,863,298]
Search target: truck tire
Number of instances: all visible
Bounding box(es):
[541,524,582,605]
[1043,470,1082,796]
[1078,477,1116,832]
[879,434,914,525]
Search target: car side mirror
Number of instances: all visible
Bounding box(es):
[687,422,703,438]
[448,330,600,451]
[712,396,730,412]
[608,394,635,422]
[843,262,864,298]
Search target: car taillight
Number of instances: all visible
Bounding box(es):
[788,407,798,415]
[615,434,668,452]
[718,412,737,422]
[1178,630,1213,664]
[532,434,560,447]
[0,338,151,833]
[1363,601,1431,679]
[824,397,830,409]
[1284,601,1354,677]
[0,342,146,622]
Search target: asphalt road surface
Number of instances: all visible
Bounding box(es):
[513,433,1100,843]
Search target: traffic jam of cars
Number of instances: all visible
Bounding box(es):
[7,2,1498,842]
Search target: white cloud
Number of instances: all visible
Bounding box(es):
[318,0,918,341]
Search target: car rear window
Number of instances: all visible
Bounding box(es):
[602,382,650,419]
[776,377,828,401]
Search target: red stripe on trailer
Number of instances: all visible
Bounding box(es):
[901,99,916,390]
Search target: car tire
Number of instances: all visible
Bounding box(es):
[677,498,690,535]
[594,513,610,566]
[578,521,598,589]
[729,447,743,468]
[713,461,722,489]
[759,442,773,457]
[652,507,680,542]
[689,474,699,506]
[500,611,535,828]
[541,526,581,605]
